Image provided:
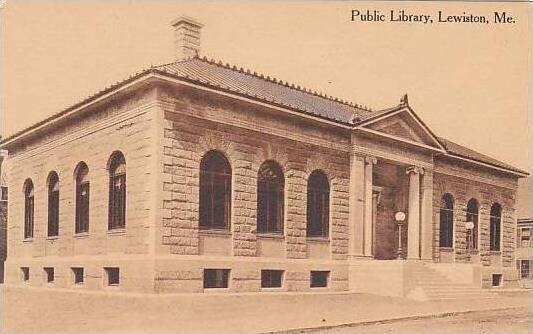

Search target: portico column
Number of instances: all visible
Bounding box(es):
[348,152,365,258]
[420,170,434,260]
[406,166,423,260]
[363,156,377,257]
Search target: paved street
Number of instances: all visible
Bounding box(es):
[305,307,530,334]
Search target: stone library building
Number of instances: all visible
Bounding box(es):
[1,17,527,300]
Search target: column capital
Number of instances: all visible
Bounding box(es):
[365,156,377,165]
[406,166,424,175]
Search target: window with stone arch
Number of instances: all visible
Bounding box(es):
[47,171,60,237]
[199,150,232,230]
[306,170,330,238]
[74,162,90,234]
[257,160,284,234]
[23,179,34,239]
[466,198,479,250]
[108,152,126,230]
[490,203,502,251]
[439,193,454,248]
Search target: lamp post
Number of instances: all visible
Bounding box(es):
[395,211,406,260]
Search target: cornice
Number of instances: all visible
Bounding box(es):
[7,102,157,164]
[433,165,517,190]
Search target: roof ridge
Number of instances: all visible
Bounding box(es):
[171,55,373,112]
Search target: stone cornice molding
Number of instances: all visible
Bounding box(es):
[352,144,433,169]
[6,101,157,164]
[162,99,351,154]
[434,166,517,190]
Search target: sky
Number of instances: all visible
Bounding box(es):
[0,1,531,216]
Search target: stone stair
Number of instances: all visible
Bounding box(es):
[408,263,495,301]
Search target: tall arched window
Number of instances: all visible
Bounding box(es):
[75,162,90,234]
[23,179,34,239]
[490,203,502,251]
[307,170,330,238]
[257,161,284,234]
[439,193,454,248]
[108,152,126,230]
[199,151,232,230]
[47,172,60,237]
[466,199,479,250]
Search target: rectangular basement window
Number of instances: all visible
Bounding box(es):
[261,270,283,288]
[203,269,230,289]
[20,267,29,282]
[492,274,502,287]
[44,267,54,283]
[104,267,120,286]
[310,271,330,288]
[72,267,84,284]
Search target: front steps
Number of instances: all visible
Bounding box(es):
[408,263,494,301]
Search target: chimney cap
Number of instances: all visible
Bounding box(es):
[171,16,204,28]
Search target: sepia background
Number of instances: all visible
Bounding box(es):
[1,1,530,216]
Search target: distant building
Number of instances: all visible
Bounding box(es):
[0,17,528,299]
[516,218,533,288]
[0,149,7,283]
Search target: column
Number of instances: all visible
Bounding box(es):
[363,156,377,257]
[406,166,422,260]
[348,153,365,258]
[420,170,434,260]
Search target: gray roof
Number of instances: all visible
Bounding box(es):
[154,57,371,124]
[438,138,527,174]
[1,56,526,176]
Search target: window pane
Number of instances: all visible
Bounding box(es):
[199,152,231,230]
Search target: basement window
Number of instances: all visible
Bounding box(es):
[261,270,283,288]
[492,274,502,287]
[44,267,54,283]
[203,269,230,289]
[20,267,29,282]
[310,271,330,288]
[104,267,120,286]
[72,267,84,284]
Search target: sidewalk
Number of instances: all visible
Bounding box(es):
[1,284,529,333]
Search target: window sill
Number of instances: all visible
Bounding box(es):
[199,229,231,237]
[203,287,230,293]
[74,232,89,239]
[107,228,126,236]
[46,236,59,241]
[306,237,330,243]
[261,287,284,292]
[257,233,284,240]
[490,251,502,255]
[439,247,454,252]
[467,249,479,254]
[22,238,33,243]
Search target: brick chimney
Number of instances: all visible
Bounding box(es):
[171,16,203,61]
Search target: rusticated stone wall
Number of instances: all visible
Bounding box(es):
[433,165,517,268]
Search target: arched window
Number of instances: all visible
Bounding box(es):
[466,199,479,250]
[75,162,90,234]
[199,151,232,230]
[47,172,59,237]
[23,179,34,239]
[306,170,330,238]
[108,152,126,230]
[439,193,454,248]
[490,203,502,251]
[257,161,284,234]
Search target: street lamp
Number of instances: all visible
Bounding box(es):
[395,211,406,259]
